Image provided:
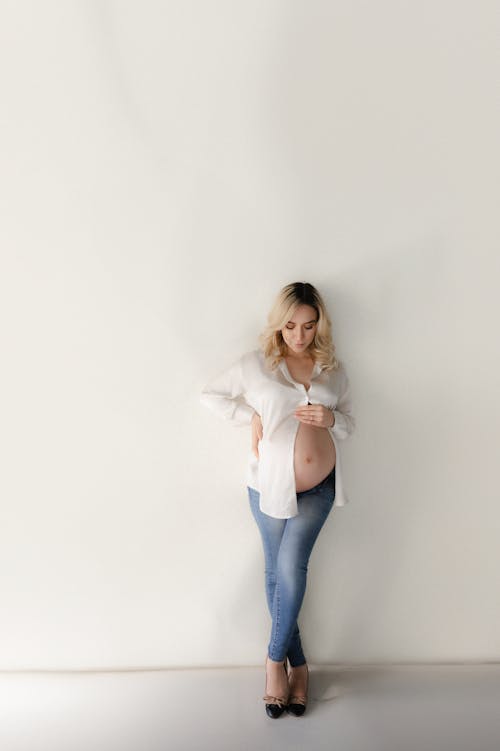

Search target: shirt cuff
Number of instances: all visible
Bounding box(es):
[329,409,349,440]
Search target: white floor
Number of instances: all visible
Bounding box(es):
[1,664,499,751]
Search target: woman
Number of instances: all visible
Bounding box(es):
[200,281,355,718]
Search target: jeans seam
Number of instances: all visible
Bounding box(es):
[270,578,281,659]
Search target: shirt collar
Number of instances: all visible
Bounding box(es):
[278,358,322,384]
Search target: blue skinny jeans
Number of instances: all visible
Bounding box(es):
[247,466,335,667]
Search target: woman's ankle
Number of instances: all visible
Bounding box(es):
[267,655,285,666]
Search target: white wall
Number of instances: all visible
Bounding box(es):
[0,0,498,669]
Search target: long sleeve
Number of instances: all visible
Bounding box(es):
[200,355,256,427]
[328,367,355,441]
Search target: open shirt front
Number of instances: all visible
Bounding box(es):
[200,348,355,518]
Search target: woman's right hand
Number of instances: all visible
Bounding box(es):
[251,412,263,459]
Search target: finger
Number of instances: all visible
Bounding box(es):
[296,415,315,424]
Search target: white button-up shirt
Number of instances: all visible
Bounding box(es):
[200,348,355,518]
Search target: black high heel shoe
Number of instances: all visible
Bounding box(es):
[286,662,309,716]
[263,658,289,719]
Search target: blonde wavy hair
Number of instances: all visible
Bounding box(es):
[257,282,339,373]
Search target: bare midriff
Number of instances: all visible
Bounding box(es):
[293,405,336,492]
[283,353,336,492]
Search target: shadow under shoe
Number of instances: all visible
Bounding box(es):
[263,659,289,719]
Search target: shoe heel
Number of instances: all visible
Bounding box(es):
[263,658,289,719]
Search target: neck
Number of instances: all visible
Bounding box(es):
[286,350,313,361]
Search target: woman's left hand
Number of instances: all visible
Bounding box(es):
[294,403,335,428]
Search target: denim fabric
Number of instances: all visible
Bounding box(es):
[247,466,335,666]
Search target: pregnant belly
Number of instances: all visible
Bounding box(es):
[293,422,336,493]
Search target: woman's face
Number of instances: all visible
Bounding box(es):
[280,304,318,356]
